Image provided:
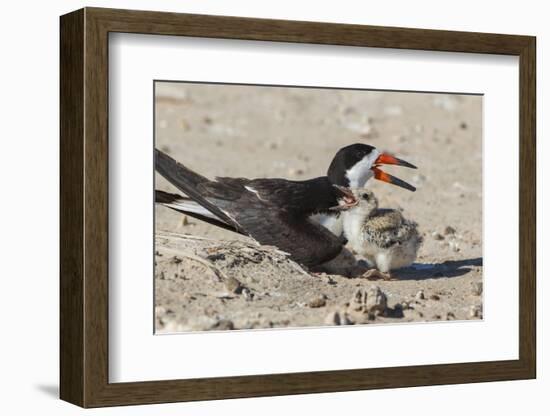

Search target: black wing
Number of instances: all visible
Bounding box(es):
[211,176,344,216]
[155,149,346,267]
[208,187,345,267]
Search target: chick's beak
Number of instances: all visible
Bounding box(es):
[329,185,359,211]
[371,152,417,192]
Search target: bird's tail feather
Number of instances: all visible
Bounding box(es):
[155,149,242,232]
[155,190,243,234]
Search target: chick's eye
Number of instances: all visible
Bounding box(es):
[361,193,369,200]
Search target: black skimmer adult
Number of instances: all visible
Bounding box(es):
[341,189,422,280]
[313,143,417,236]
[155,149,356,268]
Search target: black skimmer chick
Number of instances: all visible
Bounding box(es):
[341,189,422,279]
[155,149,357,268]
[314,143,417,236]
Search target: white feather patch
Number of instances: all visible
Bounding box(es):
[244,185,265,201]
[161,200,219,221]
[345,149,378,188]
[310,213,344,236]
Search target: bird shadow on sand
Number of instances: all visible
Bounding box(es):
[394,257,483,281]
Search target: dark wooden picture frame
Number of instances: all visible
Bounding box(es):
[60,7,536,408]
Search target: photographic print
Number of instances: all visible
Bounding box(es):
[154,81,483,333]
[60,9,535,406]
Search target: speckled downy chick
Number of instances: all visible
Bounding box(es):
[342,189,422,279]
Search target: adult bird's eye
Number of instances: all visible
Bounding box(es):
[361,193,369,200]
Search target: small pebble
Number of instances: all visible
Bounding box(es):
[325,311,339,325]
[415,290,425,300]
[432,232,444,241]
[325,311,351,325]
[459,121,468,130]
[449,241,460,252]
[340,313,353,325]
[429,294,441,301]
[470,281,483,296]
[224,276,243,294]
[350,289,367,311]
[212,319,234,330]
[288,167,305,176]
[446,312,456,320]
[469,305,482,318]
[391,303,404,318]
[308,295,327,308]
[444,226,456,235]
[350,286,387,314]
[242,287,254,301]
[325,276,337,285]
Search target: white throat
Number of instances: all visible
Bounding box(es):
[342,210,366,251]
[345,149,379,188]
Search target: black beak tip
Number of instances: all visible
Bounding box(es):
[396,181,416,192]
[390,175,417,192]
[400,159,418,169]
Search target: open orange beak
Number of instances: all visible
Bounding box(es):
[375,153,417,169]
[372,153,417,192]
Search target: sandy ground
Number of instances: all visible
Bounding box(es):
[154,82,483,333]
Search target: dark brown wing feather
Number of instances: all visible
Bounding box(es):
[155,149,345,267]
[215,189,344,267]
[155,149,243,233]
[212,176,343,216]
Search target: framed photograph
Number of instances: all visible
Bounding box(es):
[60,7,536,408]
